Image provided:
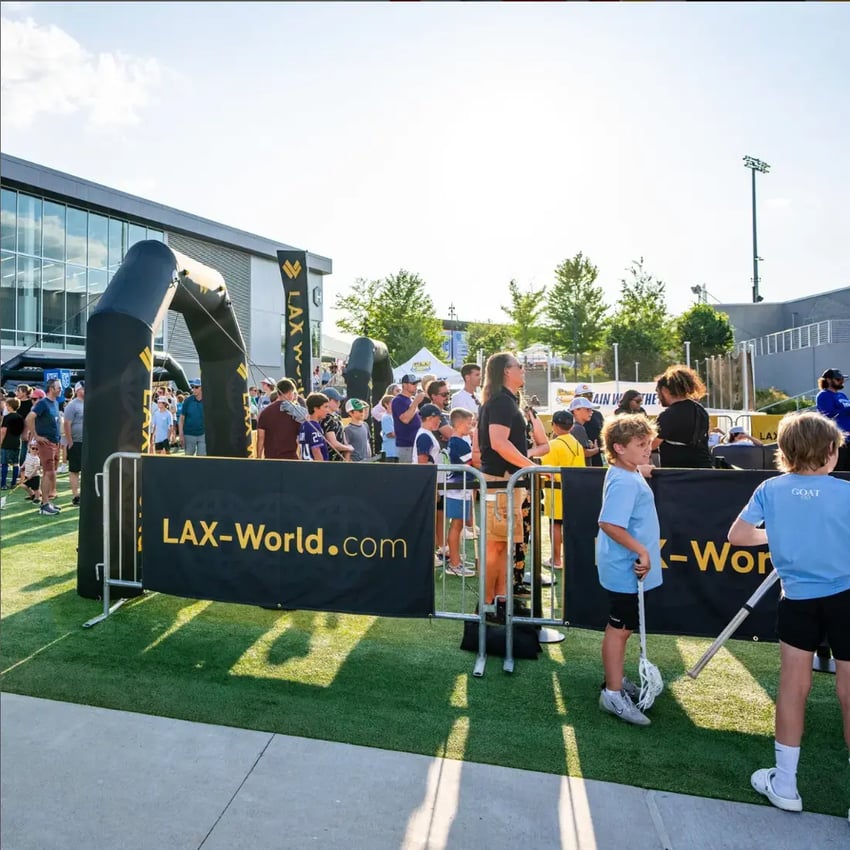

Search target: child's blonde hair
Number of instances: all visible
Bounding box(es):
[380,394,394,410]
[601,414,656,465]
[776,411,844,473]
[450,408,473,427]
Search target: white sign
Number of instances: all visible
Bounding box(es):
[548,381,662,415]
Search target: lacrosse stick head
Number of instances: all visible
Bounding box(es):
[637,656,664,711]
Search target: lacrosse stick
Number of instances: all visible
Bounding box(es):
[687,569,779,679]
[637,577,663,710]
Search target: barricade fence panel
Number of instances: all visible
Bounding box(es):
[85,454,502,676]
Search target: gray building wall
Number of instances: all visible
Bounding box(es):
[752,342,850,397]
[717,287,850,343]
[716,287,850,396]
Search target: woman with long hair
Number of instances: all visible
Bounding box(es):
[477,353,544,620]
[614,389,646,416]
[652,365,712,468]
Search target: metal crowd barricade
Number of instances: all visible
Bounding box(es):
[84,452,144,628]
[432,465,491,677]
[503,465,568,673]
[82,454,498,677]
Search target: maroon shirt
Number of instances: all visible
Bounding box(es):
[257,402,301,460]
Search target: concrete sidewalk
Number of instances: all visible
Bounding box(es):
[1,693,845,850]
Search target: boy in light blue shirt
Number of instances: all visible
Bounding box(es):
[729,411,850,814]
[596,414,661,727]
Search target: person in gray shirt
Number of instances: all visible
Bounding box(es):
[63,381,85,506]
[343,399,373,461]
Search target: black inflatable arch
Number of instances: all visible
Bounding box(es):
[343,337,394,408]
[77,240,251,599]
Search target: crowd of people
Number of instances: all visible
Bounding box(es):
[1,357,847,817]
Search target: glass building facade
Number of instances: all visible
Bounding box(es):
[0,186,164,350]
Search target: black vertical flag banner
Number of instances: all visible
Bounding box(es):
[277,250,311,396]
[141,456,437,617]
[561,468,796,641]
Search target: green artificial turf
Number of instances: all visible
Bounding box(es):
[1,476,847,817]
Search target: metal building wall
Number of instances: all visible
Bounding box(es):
[165,232,252,364]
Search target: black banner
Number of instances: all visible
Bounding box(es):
[141,456,436,617]
[563,468,786,640]
[277,250,311,396]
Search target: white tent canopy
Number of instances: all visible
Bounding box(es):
[392,347,463,385]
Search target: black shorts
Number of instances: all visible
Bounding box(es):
[26,475,40,491]
[777,588,850,660]
[607,591,639,631]
[436,494,445,511]
[68,442,83,473]
[155,440,170,452]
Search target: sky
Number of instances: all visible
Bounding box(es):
[2,1,849,341]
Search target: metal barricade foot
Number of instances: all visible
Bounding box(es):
[83,597,128,629]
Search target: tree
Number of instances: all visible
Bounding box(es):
[603,258,673,379]
[334,269,444,364]
[542,252,608,373]
[501,280,546,351]
[673,304,734,363]
[465,321,514,361]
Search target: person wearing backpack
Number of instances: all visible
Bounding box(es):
[652,365,712,469]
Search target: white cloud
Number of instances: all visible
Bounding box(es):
[764,198,792,211]
[0,16,161,129]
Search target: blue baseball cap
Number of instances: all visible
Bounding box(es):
[323,387,343,402]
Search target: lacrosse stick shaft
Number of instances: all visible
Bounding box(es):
[638,578,648,658]
[687,569,780,679]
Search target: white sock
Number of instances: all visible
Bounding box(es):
[773,742,800,798]
[604,688,621,700]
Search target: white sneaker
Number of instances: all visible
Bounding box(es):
[57,464,68,474]
[599,689,651,726]
[445,564,476,578]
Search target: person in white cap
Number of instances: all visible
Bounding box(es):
[573,384,605,467]
[569,397,603,463]
[63,381,85,506]
[258,377,276,414]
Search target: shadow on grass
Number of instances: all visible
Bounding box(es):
[20,569,77,593]
[1,571,845,819]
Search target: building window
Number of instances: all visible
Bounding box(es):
[0,183,168,353]
[42,201,66,261]
[2,189,18,252]
[66,207,87,266]
[17,193,41,258]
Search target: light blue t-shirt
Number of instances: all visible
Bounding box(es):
[596,465,663,593]
[738,473,850,600]
[381,413,398,458]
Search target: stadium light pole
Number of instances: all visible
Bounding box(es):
[635,362,639,382]
[447,303,457,367]
[743,155,770,304]
[684,340,691,368]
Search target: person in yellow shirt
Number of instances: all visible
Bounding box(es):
[540,409,586,568]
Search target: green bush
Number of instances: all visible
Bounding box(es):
[755,387,815,414]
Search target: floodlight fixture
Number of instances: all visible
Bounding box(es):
[743,155,771,303]
[743,155,770,174]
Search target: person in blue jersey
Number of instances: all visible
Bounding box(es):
[729,411,850,814]
[815,368,850,472]
[596,414,661,727]
[298,393,330,461]
[443,407,477,578]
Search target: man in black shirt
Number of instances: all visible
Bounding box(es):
[478,353,539,615]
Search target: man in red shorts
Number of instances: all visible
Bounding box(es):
[25,378,63,515]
